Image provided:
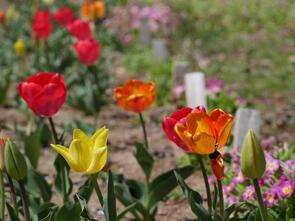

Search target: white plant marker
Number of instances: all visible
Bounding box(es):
[152,39,168,62]
[184,72,207,109]
[233,108,262,148]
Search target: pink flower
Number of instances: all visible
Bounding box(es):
[172,85,185,100]
[206,78,223,95]
[242,186,255,201]
[277,180,294,198]
[263,190,278,207]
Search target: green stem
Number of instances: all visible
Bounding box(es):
[7,174,18,216]
[48,117,68,202]
[139,113,149,149]
[48,117,58,144]
[253,179,268,221]
[217,180,224,221]
[19,180,30,221]
[90,174,104,207]
[197,155,212,215]
[0,171,5,221]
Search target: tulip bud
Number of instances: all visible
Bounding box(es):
[240,129,266,179]
[0,138,6,171]
[0,10,5,25]
[14,39,26,58]
[4,139,27,181]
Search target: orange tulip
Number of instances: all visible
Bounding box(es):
[114,80,156,113]
[81,1,105,20]
[175,108,233,155]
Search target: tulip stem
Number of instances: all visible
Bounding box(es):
[48,117,68,202]
[91,174,104,207]
[253,179,268,221]
[217,180,224,221]
[19,180,30,221]
[7,174,18,216]
[197,154,212,215]
[0,171,5,221]
[139,113,149,149]
[48,117,58,144]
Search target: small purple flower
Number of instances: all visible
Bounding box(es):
[242,186,255,201]
[263,189,279,207]
[208,176,216,185]
[235,96,245,106]
[265,155,280,174]
[277,180,294,198]
[232,169,246,184]
[259,174,273,186]
[227,196,238,205]
[206,78,223,95]
[282,160,295,177]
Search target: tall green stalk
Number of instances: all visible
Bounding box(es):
[139,113,149,149]
[197,154,212,215]
[217,180,224,221]
[253,179,268,221]
[91,174,104,207]
[19,180,30,221]
[0,171,5,221]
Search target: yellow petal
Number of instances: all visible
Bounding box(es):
[86,146,107,174]
[69,139,91,172]
[192,132,216,154]
[51,144,78,171]
[91,127,109,148]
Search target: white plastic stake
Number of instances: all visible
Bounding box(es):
[184,72,207,109]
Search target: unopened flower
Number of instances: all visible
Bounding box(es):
[14,39,26,58]
[54,7,75,26]
[0,10,5,25]
[51,127,108,174]
[81,1,105,20]
[68,19,92,40]
[32,10,53,39]
[73,38,100,65]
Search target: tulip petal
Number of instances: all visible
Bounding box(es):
[18,82,42,105]
[209,151,224,180]
[192,132,216,154]
[170,107,193,120]
[69,139,91,172]
[51,144,78,171]
[91,127,109,148]
[174,123,195,151]
[86,146,107,174]
[73,128,91,144]
[218,120,233,148]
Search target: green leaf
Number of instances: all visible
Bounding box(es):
[224,203,243,220]
[24,132,41,168]
[174,171,202,204]
[104,171,117,221]
[75,194,96,221]
[6,203,20,221]
[190,201,211,221]
[75,178,93,202]
[31,202,57,221]
[26,168,52,202]
[134,143,154,179]
[147,166,194,210]
[54,202,81,221]
[117,202,138,220]
[54,155,72,200]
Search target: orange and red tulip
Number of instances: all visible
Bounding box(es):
[114,80,156,113]
[174,108,233,155]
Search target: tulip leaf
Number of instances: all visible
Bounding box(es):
[224,203,243,221]
[75,194,96,221]
[31,202,57,221]
[117,202,138,220]
[174,171,203,205]
[213,183,218,210]
[147,166,194,210]
[26,167,52,202]
[6,203,20,221]
[75,178,93,203]
[54,202,81,221]
[54,155,72,201]
[104,171,117,221]
[134,143,154,179]
[24,132,41,169]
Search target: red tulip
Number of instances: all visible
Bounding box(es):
[18,72,66,117]
[73,38,100,65]
[54,7,75,26]
[68,19,91,40]
[32,10,53,39]
[162,106,205,152]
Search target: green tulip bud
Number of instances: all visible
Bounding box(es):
[240,129,266,179]
[4,139,27,181]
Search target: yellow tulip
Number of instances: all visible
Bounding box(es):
[14,39,26,58]
[51,127,108,174]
